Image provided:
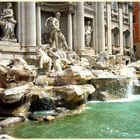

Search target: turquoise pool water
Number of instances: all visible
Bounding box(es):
[4,98,140,138]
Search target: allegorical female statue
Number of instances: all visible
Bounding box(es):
[0,2,17,42]
[85,21,92,47]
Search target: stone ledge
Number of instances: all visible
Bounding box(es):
[0,41,25,53]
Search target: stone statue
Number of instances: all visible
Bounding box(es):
[130,48,137,62]
[36,47,52,72]
[85,21,92,48]
[45,12,69,50]
[0,2,17,42]
[96,51,109,67]
[47,48,63,73]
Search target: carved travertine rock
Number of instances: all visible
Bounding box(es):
[57,66,96,85]
[53,84,95,109]
[0,83,33,104]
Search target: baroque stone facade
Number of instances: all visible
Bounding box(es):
[0,2,133,60]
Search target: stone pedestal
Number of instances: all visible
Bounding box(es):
[0,41,25,61]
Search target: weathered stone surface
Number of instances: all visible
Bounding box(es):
[34,75,56,87]
[57,66,96,85]
[0,83,33,104]
[91,69,118,78]
[127,60,140,71]
[0,98,31,116]
[8,68,36,83]
[29,91,55,111]
[0,58,36,88]
[52,84,95,109]
[118,66,136,78]
[0,134,15,139]
[0,65,9,88]
[0,117,24,128]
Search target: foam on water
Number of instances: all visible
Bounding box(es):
[88,95,140,104]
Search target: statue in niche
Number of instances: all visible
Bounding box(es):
[45,12,70,50]
[0,2,17,42]
[85,21,92,48]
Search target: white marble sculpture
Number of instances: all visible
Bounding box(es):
[45,12,69,50]
[85,21,92,48]
[0,2,17,42]
[37,47,52,72]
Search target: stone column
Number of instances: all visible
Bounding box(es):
[94,3,98,54]
[36,5,41,46]
[97,2,105,52]
[118,3,123,55]
[107,2,112,54]
[67,10,73,50]
[17,2,22,44]
[25,2,36,47]
[129,4,133,49]
[92,3,95,50]
[73,12,78,52]
[77,2,85,51]
[21,2,26,46]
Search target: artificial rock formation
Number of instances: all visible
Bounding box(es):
[57,65,96,85]
[52,84,95,109]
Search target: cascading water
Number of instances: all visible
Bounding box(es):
[126,78,134,98]
[126,77,140,101]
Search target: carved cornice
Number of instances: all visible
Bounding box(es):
[106,2,111,5]
[37,2,76,13]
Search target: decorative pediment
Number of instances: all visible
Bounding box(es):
[112,27,119,33]
[123,29,130,35]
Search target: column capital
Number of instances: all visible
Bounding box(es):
[118,2,123,9]
[106,2,111,5]
[67,5,75,14]
[128,2,133,12]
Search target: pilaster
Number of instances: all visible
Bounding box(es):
[36,5,41,46]
[25,2,36,47]
[77,2,85,51]
[129,3,133,49]
[107,2,112,54]
[67,9,73,50]
[118,2,123,55]
[97,2,105,52]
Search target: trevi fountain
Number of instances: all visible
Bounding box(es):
[0,1,140,139]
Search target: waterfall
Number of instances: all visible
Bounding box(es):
[126,78,134,98]
[125,77,140,101]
